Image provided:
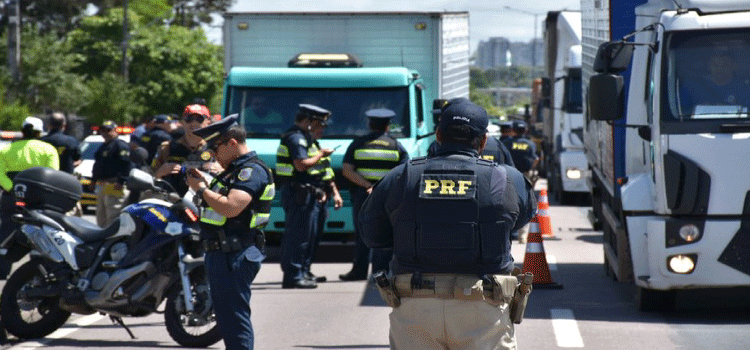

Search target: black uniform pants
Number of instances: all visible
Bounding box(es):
[351,187,392,276]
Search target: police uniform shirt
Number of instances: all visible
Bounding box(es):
[359,143,537,275]
[155,140,213,196]
[92,138,133,185]
[143,128,172,164]
[343,131,409,183]
[428,138,514,167]
[201,151,273,239]
[41,130,82,173]
[276,126,332,185]
[503,136,538,173]
[0,139,60,191]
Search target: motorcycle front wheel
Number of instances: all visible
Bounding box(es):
[164,265,221,347]
[0,259,71,339]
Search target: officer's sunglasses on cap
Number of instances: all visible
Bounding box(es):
[184,114,206,123]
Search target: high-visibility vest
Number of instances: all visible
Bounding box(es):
[276,128,333,184]
[352,133,402,181]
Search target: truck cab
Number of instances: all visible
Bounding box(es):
[585,0,750,309]
[222,59,434,238]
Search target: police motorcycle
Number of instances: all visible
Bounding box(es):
[0,167,221,347]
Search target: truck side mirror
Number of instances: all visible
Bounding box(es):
[593,41,635,73]
[588,73,624,121]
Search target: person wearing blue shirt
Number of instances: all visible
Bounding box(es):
[41,112,82,174]
[189,116,274,350]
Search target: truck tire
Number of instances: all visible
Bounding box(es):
[1,260,71,339]
[637,287,675,312]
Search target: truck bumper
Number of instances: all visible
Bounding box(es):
[558,151,589,193]
[627,216,750,290]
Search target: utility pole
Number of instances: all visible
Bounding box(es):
[7,0,21,89]
[121,0,129,80]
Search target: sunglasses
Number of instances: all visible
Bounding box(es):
[184,114,206,123]
[211,138,229,151]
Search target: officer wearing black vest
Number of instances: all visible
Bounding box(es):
[152,104,217,196]
[360,101,536,349]
[339,108,409,281]
[276,104,343,289]
[502,120,539,176]
[188,115,274,350]
[427,98,514,167]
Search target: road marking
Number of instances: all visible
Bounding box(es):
[8,313,106,349]
[547,254,557,271]
[550,308,584,348]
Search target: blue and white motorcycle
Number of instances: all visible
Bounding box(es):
[0,167,220,347]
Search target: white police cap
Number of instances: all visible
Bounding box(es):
[298,104,331,119]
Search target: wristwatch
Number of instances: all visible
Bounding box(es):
[196,187,207,200]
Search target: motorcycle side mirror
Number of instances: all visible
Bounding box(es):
[127,169,155,191]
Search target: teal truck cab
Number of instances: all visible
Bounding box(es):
[221,11,470,239]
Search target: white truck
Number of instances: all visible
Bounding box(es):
[583,0,750,310]
[539,11,589,204]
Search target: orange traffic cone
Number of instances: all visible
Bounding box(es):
[522,217,563,289]
[537,189,556,239]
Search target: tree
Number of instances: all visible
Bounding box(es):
[67,9,224,122]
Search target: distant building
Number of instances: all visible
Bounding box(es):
[475,37,511,70]
[474,37,544,69]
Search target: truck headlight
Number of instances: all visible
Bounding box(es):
[565,168,582,180]
[679,224,701,242]
[667,254,696,274]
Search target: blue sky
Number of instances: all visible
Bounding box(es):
[206,0,581,52]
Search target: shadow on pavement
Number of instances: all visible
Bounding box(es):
[293,345,388,349]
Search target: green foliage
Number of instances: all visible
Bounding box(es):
[470,66,536,88]
[82,73,145,125]
[469,86,502,117]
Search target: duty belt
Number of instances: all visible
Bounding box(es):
[203,235,256,253]
[392,273,518,305]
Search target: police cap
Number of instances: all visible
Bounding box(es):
[100,120,118,131]
[438,101,489,137]
[153,114,171,124]
[298,104,331,121]
[512,120,528,131]
[365,108,396,119]
[192,114,239,148]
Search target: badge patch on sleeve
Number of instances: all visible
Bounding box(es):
[419,174,476,199]
[298,138,307,147]
[237,167,253,181]
[200,151,211,161]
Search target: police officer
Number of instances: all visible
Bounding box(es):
[152,104,218,196]
[427,99,514,167]
[188,115,273,350]
[41,112,82,174]
[276,104,343,289]
[0,117,59,279]
[503,120,539,177]
[499,121,513,142]
[339,109,408,281]
[91,120,133,227]
[142,114,173,164]
[360,101,536,349]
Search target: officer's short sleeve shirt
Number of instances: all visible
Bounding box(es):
[285,132,310,161]
[342,138,363,165]
[230,162,271,198]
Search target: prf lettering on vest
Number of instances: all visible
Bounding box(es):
[423,179,473,195]
[512,142,529,150]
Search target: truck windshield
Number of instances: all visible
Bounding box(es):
[664,30,750,123]
[225,87,410,139]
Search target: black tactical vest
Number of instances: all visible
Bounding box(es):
[391,154,514,275]
[163,141,212,196]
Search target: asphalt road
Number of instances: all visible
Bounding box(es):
[2,181,750,349]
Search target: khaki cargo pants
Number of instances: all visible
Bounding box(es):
[388,274,517,350]
[95,182,129,227]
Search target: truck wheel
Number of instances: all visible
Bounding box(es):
[0,260,71,339]
[637,287,675,312]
